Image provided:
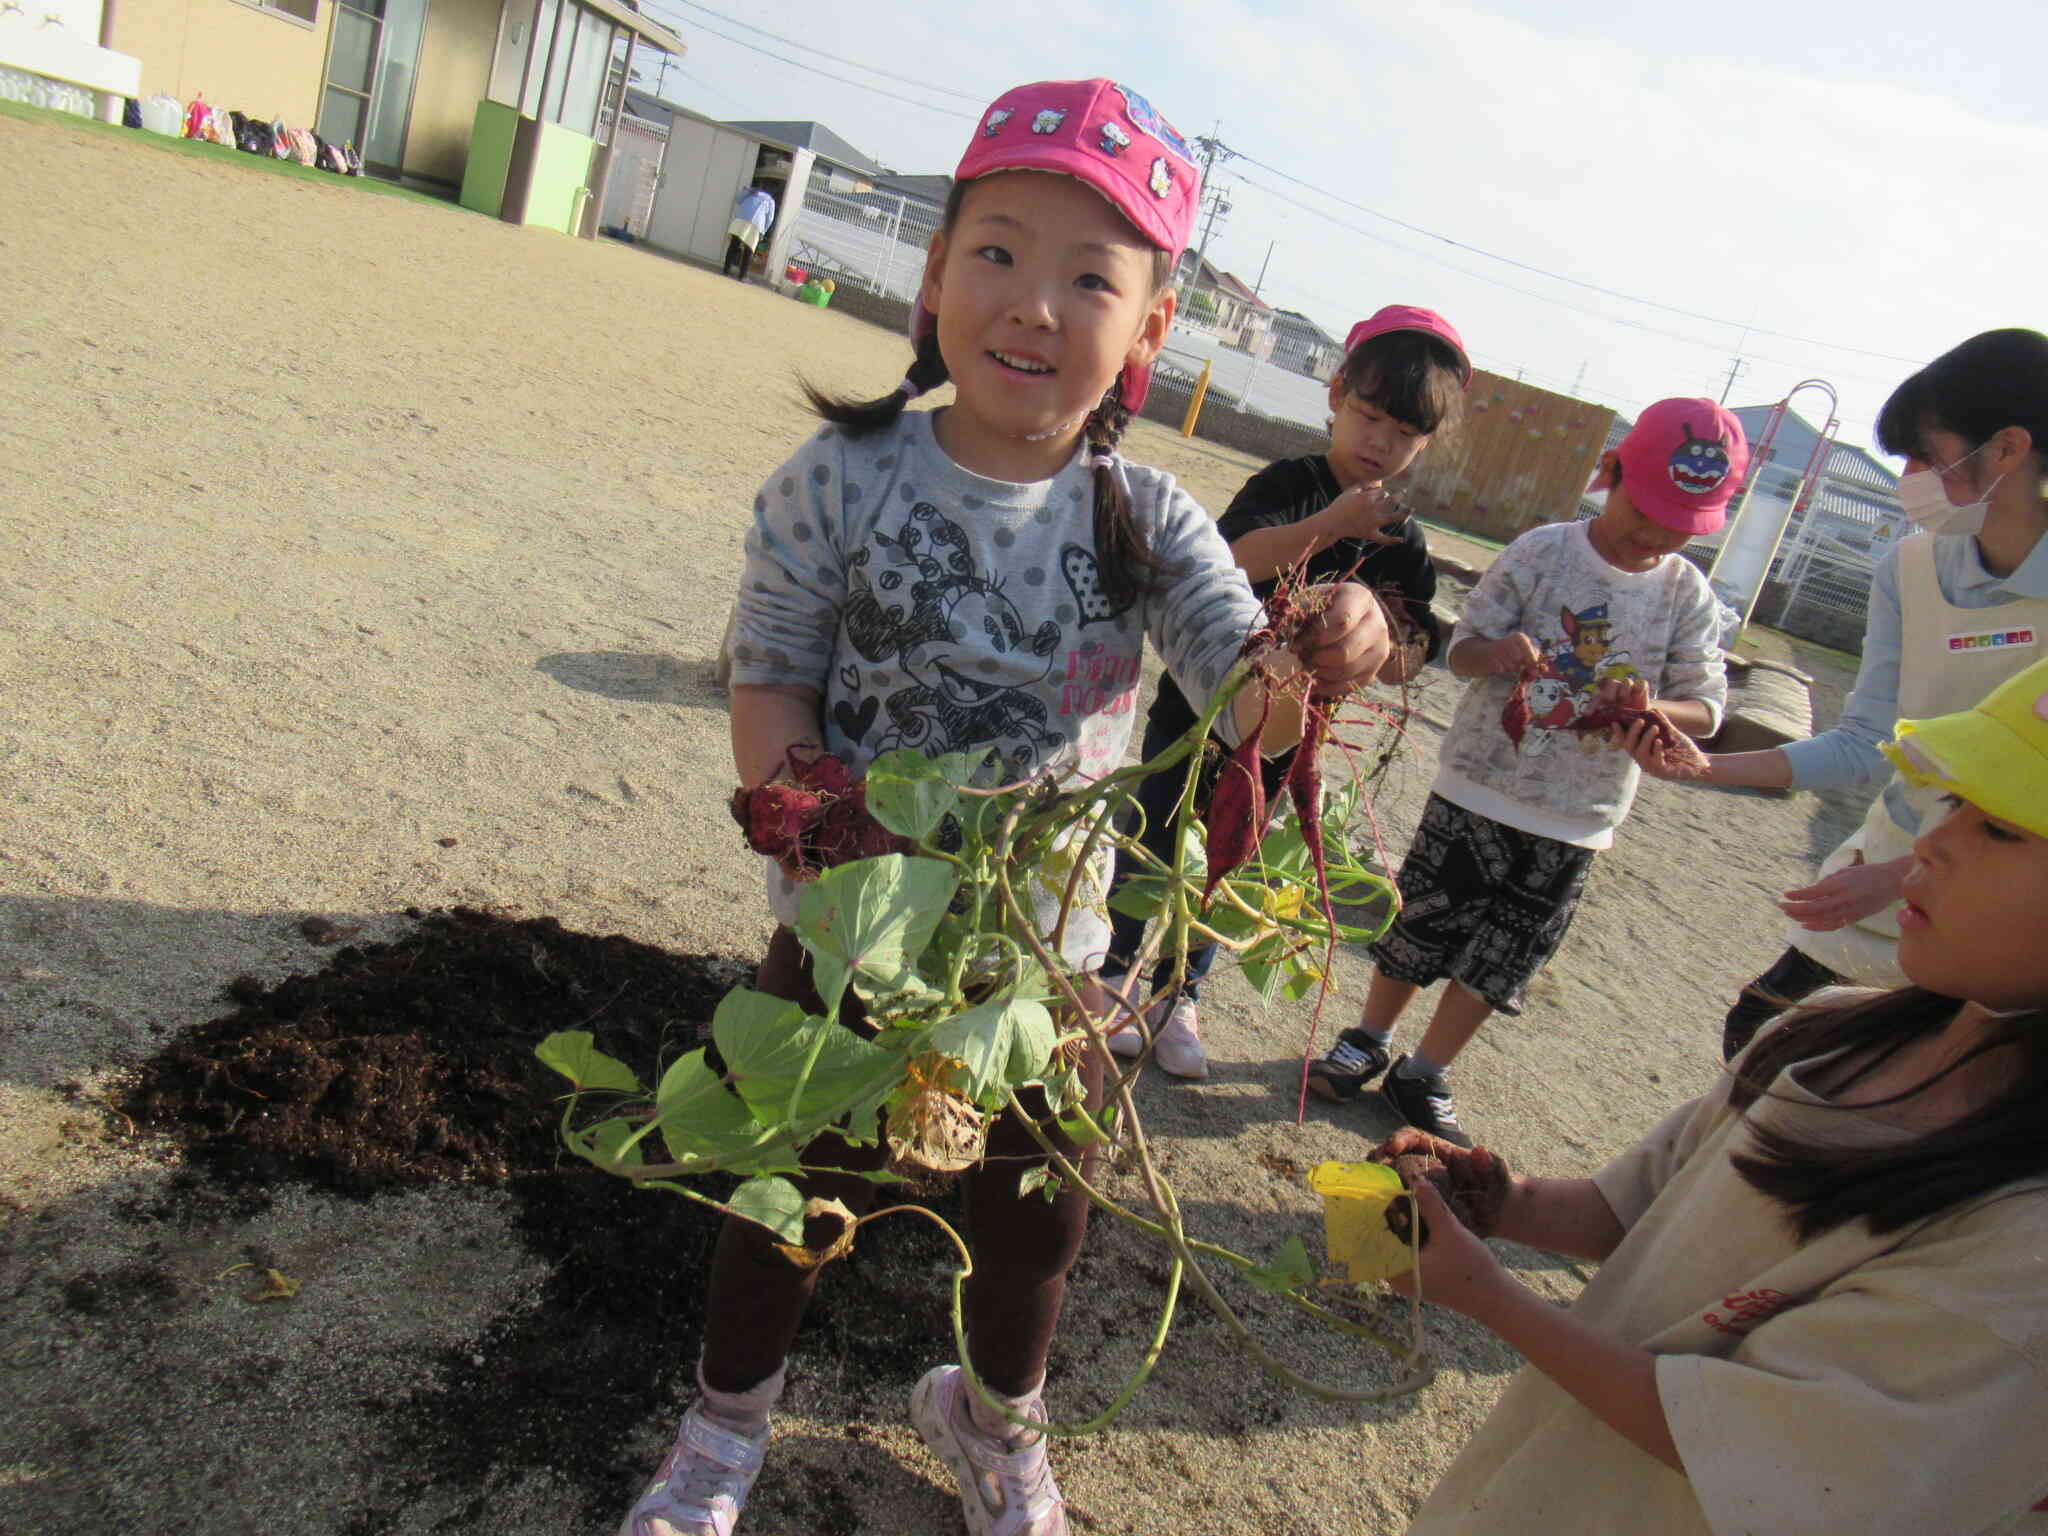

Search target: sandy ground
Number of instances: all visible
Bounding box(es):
[0,109,1873,1535]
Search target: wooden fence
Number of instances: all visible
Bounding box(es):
[1396,372,1613,544]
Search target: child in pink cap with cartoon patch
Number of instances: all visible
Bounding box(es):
[623,79,1401,1536]
[1307,400,1743,1148]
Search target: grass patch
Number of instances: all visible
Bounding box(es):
[0,97,475,217]
[1418,518,1505,554]
[1738,623,1862,669]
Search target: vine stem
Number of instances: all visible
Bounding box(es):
[991,848,1434,1415]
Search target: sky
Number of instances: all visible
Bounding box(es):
[628,0,2048,456]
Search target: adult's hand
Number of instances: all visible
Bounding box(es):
[1779,854,1910,931]
[1620,714,1711,780]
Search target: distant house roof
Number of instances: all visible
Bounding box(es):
[1261,307,1343,346]
[622,88,676,125]
[1213,271,1268,309]
[1730,404,1898,493]
[872,172,952,208]
[723,119,883,177]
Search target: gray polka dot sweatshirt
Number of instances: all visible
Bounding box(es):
[730,409,1264,966]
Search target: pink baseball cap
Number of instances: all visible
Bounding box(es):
[911,78,1202,413]
[1613,398,1751,535]
[1342,305,1472,387]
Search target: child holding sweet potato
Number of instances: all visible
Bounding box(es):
[1380,656,2048,1533]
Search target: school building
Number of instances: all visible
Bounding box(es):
[9,0,687,234]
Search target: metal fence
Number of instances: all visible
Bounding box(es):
[1645,511,1879,653]
[787,164,944,302]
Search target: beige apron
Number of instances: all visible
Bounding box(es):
[1790,532,2048,983]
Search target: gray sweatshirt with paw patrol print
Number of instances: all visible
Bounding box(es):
[729,409,1263,967]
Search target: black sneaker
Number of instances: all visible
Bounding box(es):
[1305,1028,1392,1102]
[1380,1056,1472,1148]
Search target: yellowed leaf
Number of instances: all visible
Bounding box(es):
[772,1197,858,1270]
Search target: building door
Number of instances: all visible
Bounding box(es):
[317,0,429,173]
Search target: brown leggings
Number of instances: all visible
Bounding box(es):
[700,927,1105,1398]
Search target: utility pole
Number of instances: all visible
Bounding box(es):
[1185,126,1233,289]
[1718,354,1748,405]
[654,52,673,103]
[1571,360,1588,398]
[1252,239,1275,297]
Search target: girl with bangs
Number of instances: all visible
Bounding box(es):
[1101,306,1471,1078]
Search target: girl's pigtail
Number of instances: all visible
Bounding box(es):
[1084,382,1169,610]
[802,330,950,438]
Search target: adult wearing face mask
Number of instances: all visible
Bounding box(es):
[1630,328,2048,1060]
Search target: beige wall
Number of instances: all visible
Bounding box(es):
[109,0,332,128]
[405,0,501,185]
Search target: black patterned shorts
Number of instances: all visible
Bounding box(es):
[1369,793,1596,1017]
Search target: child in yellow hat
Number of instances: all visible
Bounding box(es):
[1378,654,2048,1534]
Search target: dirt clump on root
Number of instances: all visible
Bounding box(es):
[116,906,962,1530]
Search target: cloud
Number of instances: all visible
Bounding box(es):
[653,0,2045,443]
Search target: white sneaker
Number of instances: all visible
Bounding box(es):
[1101,984,1151,1059]
[910,1365,1068,1536]
[1151,998,1208,1080]
[618,1400,769,1536]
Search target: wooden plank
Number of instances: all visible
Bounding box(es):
[1398,371,1613,545]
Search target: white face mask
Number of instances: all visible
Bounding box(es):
[1897,439,2005,536]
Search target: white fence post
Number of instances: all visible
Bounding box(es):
[875,194,904,299]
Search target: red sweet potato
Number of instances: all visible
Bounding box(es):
[1564,703,1681,752]
[735,782,821,861]
[1501,674,1532,751]
[1203,725,1269,901]
[731,751,909,880]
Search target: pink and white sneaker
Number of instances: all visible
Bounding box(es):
[910,1365,1069,1536]
[617,1400,770,1536]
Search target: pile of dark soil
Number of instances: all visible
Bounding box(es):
[119,906,964,1531]
[127,906,744,1191]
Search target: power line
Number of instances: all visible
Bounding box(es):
[1229,171,1912,395]
[1221,144,1924,368]
[647,0,991,104]
[636,1,978,121]
[626,21,1913,427]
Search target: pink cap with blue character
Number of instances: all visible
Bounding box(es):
[1614,397,1751,536]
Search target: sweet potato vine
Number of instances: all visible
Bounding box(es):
[537,576,1433,1433]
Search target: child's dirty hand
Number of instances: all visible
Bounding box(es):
[1488,633,1544,676]
[1380,1176,1501,1311]
[1327,484,1408,544]
[1295,582,1393,691]
[1622,714,1709,780]
[1593,676,1650,713]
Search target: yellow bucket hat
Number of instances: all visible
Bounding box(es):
[1881,653,2048,840]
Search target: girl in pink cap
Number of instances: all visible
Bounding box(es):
[1100,304,1470,1078]
[622,79,1397,1536]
